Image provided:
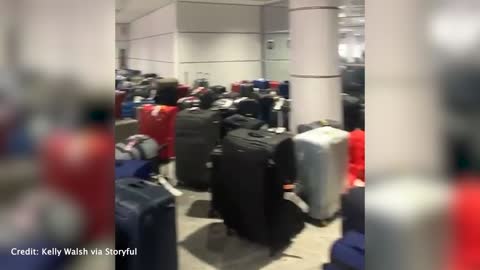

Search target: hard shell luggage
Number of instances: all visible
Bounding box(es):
[253,79,270,90]
[222,114,265,138]
[115,91,126,119]
[154,78,179,106]
[175,109,221,188]
[235,97,261,119]
[138,105,178,160]
[115,178,177,270]
[297,120,343,134]
[115,160,153,180]
[294,127,349,221]
[328,232,365,270]
[217,129,304,249]
[342,187,365,235]
[278,81,289,98]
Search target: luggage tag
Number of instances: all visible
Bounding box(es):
[152,175,183,197]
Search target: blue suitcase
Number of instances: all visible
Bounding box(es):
[121,99,155,118]
[342,187,365,235]
[253,79,270,90]
[278,81,290,98]
[115,178,177,270]
[329,232,365,270]
[115,160,153,180]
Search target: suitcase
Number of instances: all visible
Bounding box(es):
[343,94,363,131]
[294,127,349,221]
[190,87,218,109]
[42,129,114,242]
[138,105,178,160]
[210,85,227,95]
[240,83,255,98]
[269,98,290,130]
[297,120,343,134]
[235,97,261,119]
[222,114,265,138]
[278,81,289,98]
[217,129,304,249]
[177,84,190,100]
[348,129,365,186]
[253,79,270,90]
[177,96,201,111]
[342,187,365,235]
[257,91,277,123]
[115,119,139,143]
[269,81,280,90]
[327,232,365,270]
[154,78,179,106]
[175,109,221,188]
[115,178,177,270]
[115,160,153,180]
[115,91,126,119]
[211,98,238,119]
[231,82,241,93]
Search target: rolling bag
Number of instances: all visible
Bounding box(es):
[209,145,223,216]
[221,114,265,138]
[348,129,365,186]
[217,129,304,250]
[115,178,177,270]
[257,91,277,123]
[240,83,255,98]
[115,91,126,119]
[342,187,365,235]
[138,105,178,160]
[177,96,200,111]
[278,81,289,98]
[297,120,343,134]
[324,232,365,270]
[121,99,155,119]
[235,97,260,119]
[294,127,349,221]
[115,135,160,173]
[269,81,280,90]
[190,87,218,109]
[175,109,221,188]
[154,78,179,106]
[211,98,238,119]
[253,79,270,90]
[115,160,153,181]
[343,94,363,131]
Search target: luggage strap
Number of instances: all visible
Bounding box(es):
[115,145,136,160]
[284,192,309,214]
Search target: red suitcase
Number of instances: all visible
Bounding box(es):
[231,80,251,93]
[42,128,114,243]
[138,104,178,160]
[177,84,190,100]
[348,129,365,187]
[115,91,126,119]
[269,81,280,90]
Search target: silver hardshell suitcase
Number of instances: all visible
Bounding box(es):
[294,126,349,221]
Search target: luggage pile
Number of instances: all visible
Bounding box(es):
[113,72,366,266]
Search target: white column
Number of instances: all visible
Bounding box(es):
[289,0,342,131]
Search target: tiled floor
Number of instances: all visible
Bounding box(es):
[176,188,341,270]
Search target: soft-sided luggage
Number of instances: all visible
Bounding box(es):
[115,160,153,180]
[115,135,160,172]
[175,109,221,188]
[297,120,343,134]
[190,87,218,109]
[211,98,238,119]
[294,127,349,221]
[177,84,190,100]
[217,129,304,250]
[253,79,270,90]
[115,91,126,119]
[115,178,177,270]
[221,114,265,137]
[256,91,277,123]
[343,94,364,131]
[235,97,260,119]
[177,96,201,111]
[278,81,289,98]
[342,187,365,235]
[325,232,365,270]
[209,145,223,216]
[154,78,179,106]
[138,105,178,160]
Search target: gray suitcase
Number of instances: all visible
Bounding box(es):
[294,127,349,221]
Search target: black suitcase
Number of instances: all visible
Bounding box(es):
[343,94,363,131]
[209,145,224,217]
[297,119,343,134]
[240,83,255,98]
[235,97,261,119]
[211,98,238,119]
[222,114,265,138]
[177,96,201,111]
[154,78,179,106]
[190,87,218,109]
[209,85,227,95]
[342,187,365,235]
[115,178,177,270]
[217,129,304,250]
[175,109,221,188]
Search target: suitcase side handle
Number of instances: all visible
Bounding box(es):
[248,132,265,138]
